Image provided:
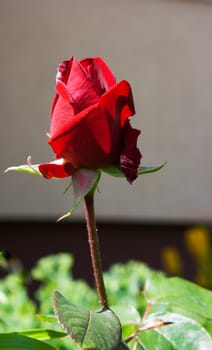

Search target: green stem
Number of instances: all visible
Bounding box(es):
[84,193,108,308]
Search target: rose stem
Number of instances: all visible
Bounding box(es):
[84,192,108,308]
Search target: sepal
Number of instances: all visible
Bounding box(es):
[4,156,42,176]
[102,162,166,178]
[57,168,101,221]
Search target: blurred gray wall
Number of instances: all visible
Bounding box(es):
[1,0,212,221]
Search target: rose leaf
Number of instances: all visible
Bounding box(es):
[53,291,121,350]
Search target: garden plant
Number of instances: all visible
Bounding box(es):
[4,56,212,349]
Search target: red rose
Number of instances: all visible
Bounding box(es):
[39,57,141,183]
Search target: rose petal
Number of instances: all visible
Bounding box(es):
[49,103,114,169]
[50,57,100,136]
[100,80,135,127]
[50,95,75,136]
[49,80,137,171]
[120,120,142,183]
[56,59,73,85]
[80,57,116,92]
[66,57,99,113]
[39,160,75,179]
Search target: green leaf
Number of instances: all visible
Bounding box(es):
[138,313,212,350]
[102,162,166,178]
[0,333,56,350]
[53,291,121,350]
[112,305,141,326]
[145,274,212,335]
[57,169,101,221]
[36,314,57,323]
[16,328,66,341]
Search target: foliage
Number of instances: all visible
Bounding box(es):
[0,253,212,349]
[32,253,98,314]
[0,272,38,332]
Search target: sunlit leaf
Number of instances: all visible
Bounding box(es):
[137,313,212,350]
[35,314,57,323]
[112,304,141,326]
[145,274,212,335]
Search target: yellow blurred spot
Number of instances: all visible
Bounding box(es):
[184,226,210,258]
[161,246,183,275]
[195,272,208,287]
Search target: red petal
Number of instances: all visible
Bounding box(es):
[49,79,137,171]
[49,103,114,169]
[80,57,116,92]
[66,57,99,112]
[50,95,75,136]
[100,80,135,127]
[50,57,99,136]
[56,58,73,85]
[39,162,75,179]
[56,80,71,103]
[120,121,142,183]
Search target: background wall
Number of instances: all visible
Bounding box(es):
[1,0,212,221]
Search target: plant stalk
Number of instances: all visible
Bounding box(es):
[84,193,108,308]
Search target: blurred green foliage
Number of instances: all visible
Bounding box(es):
[0,249,212,349]
[0,252,158,349]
